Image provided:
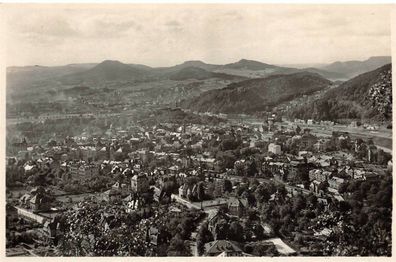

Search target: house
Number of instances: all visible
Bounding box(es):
[268,143,282,155]
[309,169,331,182]
[208,211,229,237]
[309,180,321,194]
[227,197,248,217]
[97,146,108,160]
[102,188,122,203]
[29,190,54,212]
[204,240,243,256]
[78,164,99,178]
[112,182,129,196]
[314,139,326,152]
[179,184,188,198]
[328,177,345,190]
[41,220,59,244]
[131,173,149,194]
[363,172,379,181]
[19,187,54,212]
[367,145,378,163]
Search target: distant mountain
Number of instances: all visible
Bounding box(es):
[215,59,344,81]
[6,64,96,90]
[322,56,391,79]
[223,59,279,70]
[153,60,220,77]
[174,60,220,71]
[180,72,332,114]
[301,67,347,81]
[168,66,245,81]
[288,64,392,122]
[60,60,150,84]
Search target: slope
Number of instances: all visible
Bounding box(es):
[181,72,332,114]
[288,64,392,122]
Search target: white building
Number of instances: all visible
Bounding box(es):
[268,143,282,155]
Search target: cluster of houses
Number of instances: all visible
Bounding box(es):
[6,118,392,256]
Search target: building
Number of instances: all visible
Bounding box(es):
[131,173,149,193]
[102,189,122,203]
[78,164,99,178]
[204,240,243,256]
[309,180,321,194]
[328,177,345,191]
[227,197,248,217]
[268,143,282,155]
[19,187,54,212]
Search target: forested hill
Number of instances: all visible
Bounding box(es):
[287,64,392,122]
[180,72,332,114]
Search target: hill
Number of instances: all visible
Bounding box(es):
[60,60,151,84]
[223,59,279,70]
[215,59,344,81]
[6,64,96,91]
[172,60,220,71]
[301,67,347,81]
[180,72,332,114]
[288,64,392,122]
[322,56,391,79]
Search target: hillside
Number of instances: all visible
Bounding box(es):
[288,64,392,122]
[322,56,391,79]
[180,72,332,114]
[60,60,151,84]
[139,107,226,126]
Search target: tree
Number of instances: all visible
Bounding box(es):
[224,179,233,193]
[251,243,279,256]
[276,184,287,200]
[234,161,245,176]
[338,182,348,194]
[307,194,317,208]
[228,221,244,242]
[246,160,258,177]
[197,182,205,209]
[292,195,306,214]
[217,151,237,170]
[167,233,192,256]
[318,181,329,192]
[196,223,213,256]
[296,125,301,135]
[254,185,270,206]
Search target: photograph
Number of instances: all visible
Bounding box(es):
[3,3,393,257]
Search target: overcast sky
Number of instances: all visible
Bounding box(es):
[4,4,392,67]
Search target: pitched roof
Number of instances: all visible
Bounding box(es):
[228,197,248,208]
[204,240,242,255]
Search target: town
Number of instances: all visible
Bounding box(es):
[6,114,392,256]
[4,3,393,258]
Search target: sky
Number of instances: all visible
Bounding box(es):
[3,4,393,67]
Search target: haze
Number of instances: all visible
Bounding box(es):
[3,4,392,67]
